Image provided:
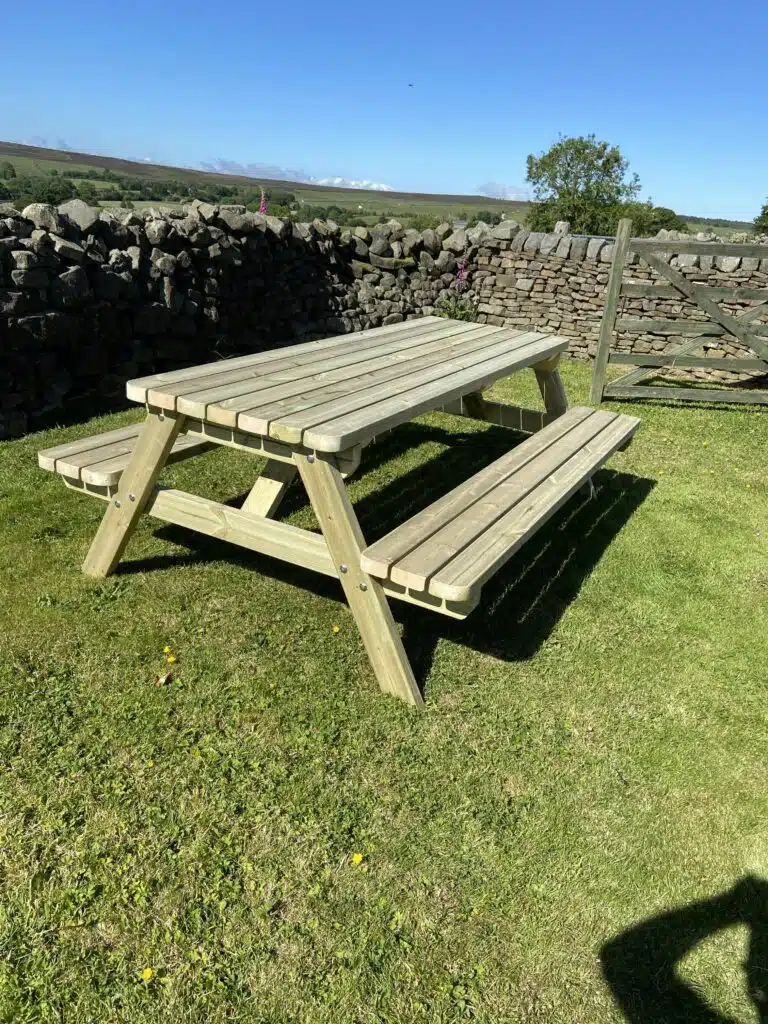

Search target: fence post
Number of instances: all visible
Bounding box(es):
[590,218,633,405]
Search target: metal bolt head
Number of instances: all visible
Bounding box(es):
[114,499,121,508]
[339,564,348,574]
[307,454,315,463]
[158,412,165,421]
[129,493,136,502]
[359,582,368,591]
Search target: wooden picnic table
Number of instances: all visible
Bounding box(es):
[39,316,640,707]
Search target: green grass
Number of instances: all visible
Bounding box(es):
[1,362,767,1022]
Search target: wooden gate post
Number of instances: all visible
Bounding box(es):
[590,218,634,405]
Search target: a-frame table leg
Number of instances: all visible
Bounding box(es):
[294,451,424,707]
[241,460,297,518]
[82,410,185,579]
[533,354,568,418]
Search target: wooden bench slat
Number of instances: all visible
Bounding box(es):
[126,316,449,403]
[38,424,142,472]
[180,322,505,425]
[360,406,596,580]
[300,334,569,452]
[39,425,213,486]
[236,328,531,440]
[360,407,639,605]
[429,414,639,602]
[388,411,615,592]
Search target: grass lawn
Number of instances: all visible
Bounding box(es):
[0,362,766,1022]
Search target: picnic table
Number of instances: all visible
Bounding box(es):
[39,316,639,707]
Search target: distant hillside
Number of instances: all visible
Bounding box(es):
[0,141,529,212]
[1,141,751,232]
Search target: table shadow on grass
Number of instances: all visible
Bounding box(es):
[600,875,768,1023]
[117,421,654,690]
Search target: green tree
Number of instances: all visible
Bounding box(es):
[76,180,101,205]
[0,161,16,180]
[526,134,642,234]
[755,201,768,232]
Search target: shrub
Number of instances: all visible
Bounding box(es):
[466,210,503,227]
[408,214,442,231]
[437,294,477,322]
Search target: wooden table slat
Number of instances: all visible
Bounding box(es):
[175,320,494,422]
[300,334,569,451]
[127,316,449,403]
[234,327,529,439]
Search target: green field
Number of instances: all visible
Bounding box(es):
[0,141,529,223]
[0,140,758,234]
[1,362,767,1021]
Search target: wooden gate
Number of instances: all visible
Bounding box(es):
[590,218,768,406]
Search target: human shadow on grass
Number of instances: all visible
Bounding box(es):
[600,875,768,1023]
[117,419,654,686]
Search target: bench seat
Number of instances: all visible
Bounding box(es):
[38,423,213,493]
[360,406,640,605]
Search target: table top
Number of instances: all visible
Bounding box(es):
[127,317,568,452]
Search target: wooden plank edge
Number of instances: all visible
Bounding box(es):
[426,417,641,604]
[608,353,768,372]
[630,240,768,258]
[301,337,571,452]
[603,385,768,404]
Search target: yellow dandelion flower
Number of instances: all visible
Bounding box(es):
[166,654,177,664]
[141,967,154,982]
[146,760,154,768]
[350,852,364,866]
[163,645,172,654]
[331,625,341,635]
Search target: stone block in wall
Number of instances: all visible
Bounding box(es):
[420,228,440,256]
[490,221,521,241]
[434,251,456,273]
[570,237,588,261]
[11,269,49,288]
[715,256,741,272]
[435,223,453,242]
[370,236,393,257]
[510,231,529,253]
[22,204,63,234]
[523,232,544,253]
[145,219,169,246]
[58,199,100,234]
[443,229,467,254]
[466,223,491,246]
[52,266,92,308]
[586,238,605,260]
[369,253,416,272]
[539,233,561,256]
[599,244,614,263]
[52,237,85,263]
[555,235,572,259]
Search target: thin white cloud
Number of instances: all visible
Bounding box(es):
[476,181,530,201]
[198,158,393,191]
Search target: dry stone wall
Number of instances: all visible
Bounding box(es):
[2,201,767,440]
[472,230,768,383]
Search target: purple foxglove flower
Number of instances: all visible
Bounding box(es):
[455,256,468,292]
[259,188,267,215]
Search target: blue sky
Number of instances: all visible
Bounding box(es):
[2,0,766,220]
